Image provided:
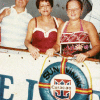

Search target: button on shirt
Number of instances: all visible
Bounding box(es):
[0,5,33,49]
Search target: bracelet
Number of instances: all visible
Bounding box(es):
[86,52,90,57]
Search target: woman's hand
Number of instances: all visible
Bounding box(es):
[74,52,89,63]
[28,45,40,59]
[45,48,56,57]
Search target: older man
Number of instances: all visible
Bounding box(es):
[0,0,33,49]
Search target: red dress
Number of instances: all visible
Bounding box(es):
[60,20,90,56]
[32,17,58,52]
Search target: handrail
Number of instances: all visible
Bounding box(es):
[0,46,100,62]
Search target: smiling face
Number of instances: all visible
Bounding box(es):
[15,0,29,8]
[38,1,52,16]
[66,0,83,21]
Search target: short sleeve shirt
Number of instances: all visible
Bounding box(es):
[0,5,33,49]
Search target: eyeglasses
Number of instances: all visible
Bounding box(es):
[67,8,81,12]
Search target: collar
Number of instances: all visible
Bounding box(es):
[11,5,27,14]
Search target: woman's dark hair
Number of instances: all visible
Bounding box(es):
[66,0,83,10]
[36,0,53,9]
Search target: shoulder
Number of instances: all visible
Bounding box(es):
[23,8,33,19]
[58,21,67,33]
[28,18,36,25]
[61,21,68,28]
[53,16,64,27]
[25,12,33,19]
[28,17,39,29]
[82,20,98,38]
[55,17,64,24]
[56,17,63,22]
[58,21,68,29]
[29,16,42,24]
[82,20,95,29]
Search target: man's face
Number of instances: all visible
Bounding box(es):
[15,0,29,8]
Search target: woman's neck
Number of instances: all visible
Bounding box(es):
[41,15,52,22]
[69,19,81,26]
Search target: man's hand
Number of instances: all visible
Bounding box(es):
[1,8,11,17]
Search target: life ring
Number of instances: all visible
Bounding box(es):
[39,58,92,100]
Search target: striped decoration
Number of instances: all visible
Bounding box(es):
[39,83,92,95]
[60,57,67,74]
[39,82,50,88]
[76,88,92,94]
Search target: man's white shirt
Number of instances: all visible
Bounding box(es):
[0,5,33,49]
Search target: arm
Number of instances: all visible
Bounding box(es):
[86,22,100,56]
[0,8,11,22]
[88,23,100,57]
[52,18,64,52]
[53,22,64,52]
[75,22,100,62]
[25,18,40,59]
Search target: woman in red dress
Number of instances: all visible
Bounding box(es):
[25,0,63,59]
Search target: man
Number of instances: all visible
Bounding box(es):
[0,0,33,49]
